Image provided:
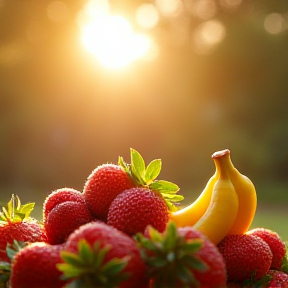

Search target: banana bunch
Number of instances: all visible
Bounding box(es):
[170,149,257,245]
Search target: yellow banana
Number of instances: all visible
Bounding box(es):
[169,169,219,228]
[192,152,239,245]
[212,149,257,235]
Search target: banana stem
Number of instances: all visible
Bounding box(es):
[212,149,231,179]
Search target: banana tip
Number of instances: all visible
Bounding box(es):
[212,149,230,159]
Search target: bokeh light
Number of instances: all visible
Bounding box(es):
[264,13,287,35]
[155,0,183,18]
[136,3,159,29]
[193,19,226,54]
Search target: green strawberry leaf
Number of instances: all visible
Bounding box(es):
[130,148,146,185]
[60,252,85,268]
[145,159,162,184]
[149,180,179,194]
[18,203,35,219]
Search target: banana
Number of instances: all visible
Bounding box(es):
[192,152,239,245]
[212,149,257,235]
[169,170,218,228]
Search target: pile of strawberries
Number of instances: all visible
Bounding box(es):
[0,148,288,288]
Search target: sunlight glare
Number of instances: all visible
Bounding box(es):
[81,15,152,69]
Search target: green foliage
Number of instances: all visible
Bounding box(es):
[0,195,35,225]
[119,148,183,211]
[57,239,130,288]
[135,222,207,288]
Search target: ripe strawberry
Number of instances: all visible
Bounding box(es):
[83,148,183,223]
[10,242,67,288]
[217,234,273,282]
[43,187,85,221]
[107,149,183,235]
[83,163,135,221]
[107,187,170,235]
[135,222,227,288]
[58,221,147,288]
[266,270,288,288]
[0,195,47,262]
[44,200,94,245]
[247,228,287,271]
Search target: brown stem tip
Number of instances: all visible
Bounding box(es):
[212,149,230,159]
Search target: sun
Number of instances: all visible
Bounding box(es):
[80,13,152,69]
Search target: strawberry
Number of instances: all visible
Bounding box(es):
[83,163,135,221]
[58,221,147,288]
[247,228,287,271]
[107,187,170,236]
[135,222,227,288]
[107,149,183,235]
[266,270,288,288]
[44,200,94,245]
[217,234,273,282]
[10,242,67,288]
[83,148,183,223]
[0,195,47,262]
[43,187,85,221]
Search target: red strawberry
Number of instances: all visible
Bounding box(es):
[0,195,47,262]
[217,234,273,282]
[107,187,170,235]
[266,270,288,288]
[43,187,85,221]
[247,228,287,271]
[58,221,147,288]
[44,201,94,245]
[135,222,227,288]
[83,163,135,221]
[10,242,66,288]
[107,149,183,235]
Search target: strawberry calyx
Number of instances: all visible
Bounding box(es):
[119,148,184,211]
[57,239,130,288]
[0,240,27,287]
[0,195,35,225]
[134,221,207,288]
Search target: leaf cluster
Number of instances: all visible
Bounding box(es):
[119,148,184,211]
[57,240,130,288]
[0,195,35,225]
[135,222,207,288]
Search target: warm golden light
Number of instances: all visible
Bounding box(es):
[81,15,151,69]
[155,0,183,18]
[47,1,69,23]
[193,19,226,54]
[136,3,159,29]
[78,0,153,69]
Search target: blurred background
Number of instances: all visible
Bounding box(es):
[1,0,288,238]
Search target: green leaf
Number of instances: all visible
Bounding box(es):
[161,193,184,201]
[18,203,35,218]
[102,257,128,277]
[149,180,179,194]
[93,244,110,271]
[145,159,162,183]
[57,263,85,279]
[176,264,197,285]
[162,222,178,251]
[60,251,84,268]
[130,148,146,185]
[78,240,94,266]
[182,240,203,254]
[182,255,208,272]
